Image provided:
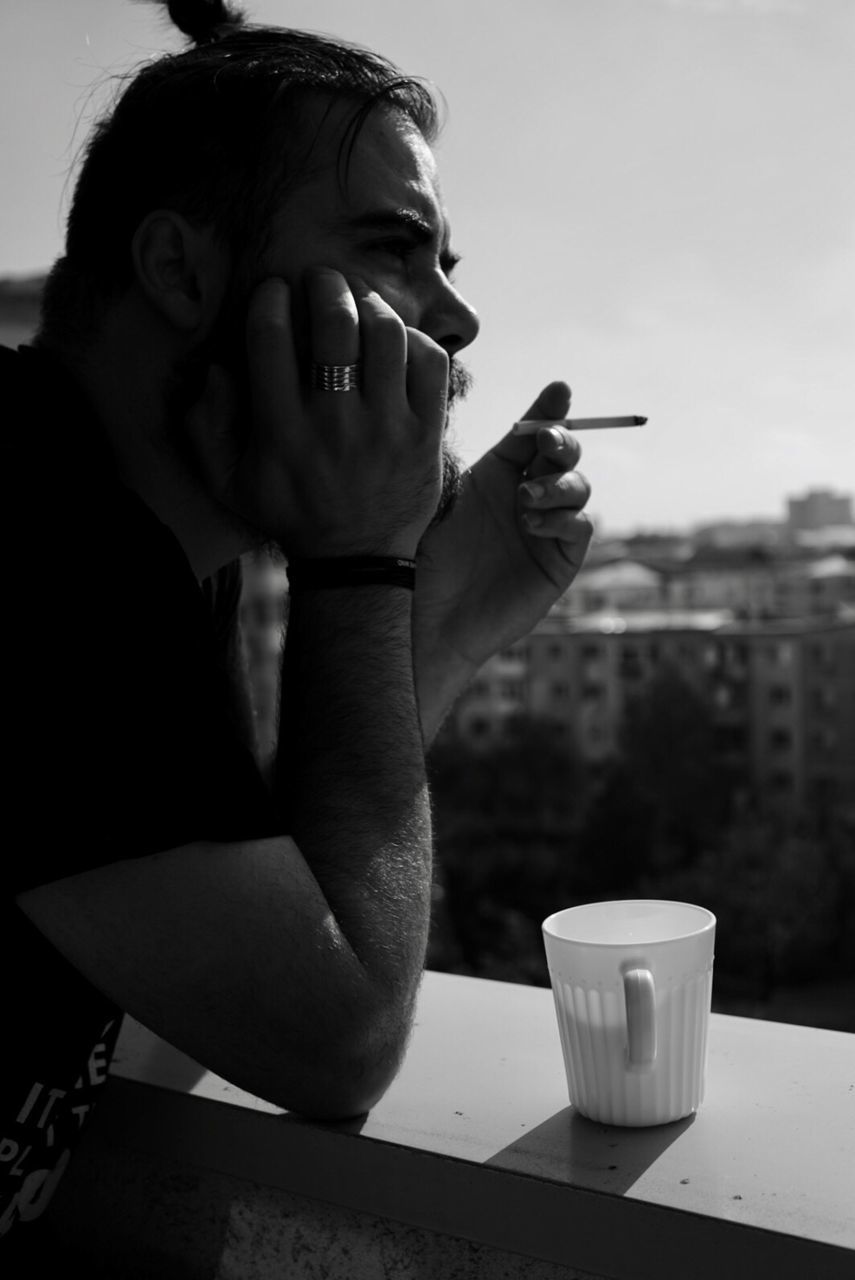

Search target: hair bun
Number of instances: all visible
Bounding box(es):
[165,0,245,44]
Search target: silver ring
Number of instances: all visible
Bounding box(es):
[311,361,361,392]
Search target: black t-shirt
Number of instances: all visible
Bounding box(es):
[0,344,279,1252]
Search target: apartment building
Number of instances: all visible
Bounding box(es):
[552,560,667,617]
[449,610,855,815]
[788,489,853,533]
[714,617,855,810]
[559,545,855,624]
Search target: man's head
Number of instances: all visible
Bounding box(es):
[42,2,434,326]
[39,1,477,390]
[39,1,478,524]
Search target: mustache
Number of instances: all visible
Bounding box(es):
[447,358,473,408]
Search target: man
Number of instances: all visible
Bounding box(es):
[0,0,592,1255]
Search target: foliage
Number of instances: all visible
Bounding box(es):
[427,682,855,1027]
[427,715,586,983]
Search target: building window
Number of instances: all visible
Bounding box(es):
[726,642,748,667]
[499,681,524,701]
[768,685,792,707]
[808,775,838,806]
[769,728,792,751]
[495,646,526,664]
[810,644,836,674]
[619,650,643,680]
[703,644,720,668]
[714,724,748,752]
[811,686,835,714]
[809,729,836,754]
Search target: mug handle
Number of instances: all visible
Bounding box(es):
[623,967,657,1068]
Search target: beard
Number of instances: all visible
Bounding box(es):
[429,356,473,529]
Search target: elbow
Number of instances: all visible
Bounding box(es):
[290,1017,411,1120]
[285,1053,401,1121]
[250,1002,414,1121]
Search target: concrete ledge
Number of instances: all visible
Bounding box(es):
[45,971,855,1279]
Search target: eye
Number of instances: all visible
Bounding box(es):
[369,238,419,264]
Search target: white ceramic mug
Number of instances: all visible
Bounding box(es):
[542,900,716,1127]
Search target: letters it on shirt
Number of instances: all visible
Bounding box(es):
[0,1018,116,1237]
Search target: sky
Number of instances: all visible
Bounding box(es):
[2,0,853,533]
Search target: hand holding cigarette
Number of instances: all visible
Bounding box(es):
[513,415,647,435]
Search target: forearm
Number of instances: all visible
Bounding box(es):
[274,585,432,1013]
[413,632,479,748]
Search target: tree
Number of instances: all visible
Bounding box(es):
[427,716,586,980]
[618,661,732,866]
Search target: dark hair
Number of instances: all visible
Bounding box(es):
[38,0,439,342]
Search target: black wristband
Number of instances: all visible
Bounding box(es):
[286,556,417,591]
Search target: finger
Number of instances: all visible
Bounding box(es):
[526,425,582,480]
[306,267,359,367]
[492,380,573,467]
[246,277,300,447]
[405,327,449,432]
[518,379,572,424]
[521,507,594,552]
[353,283,407,404]
[520,469,591,511]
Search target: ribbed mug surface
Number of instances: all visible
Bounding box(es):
[543,900,716,1127]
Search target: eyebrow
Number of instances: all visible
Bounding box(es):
[343,208,462,274]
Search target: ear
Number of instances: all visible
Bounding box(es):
[131,211,228,334]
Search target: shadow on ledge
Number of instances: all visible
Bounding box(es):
[485,1106,694,1196]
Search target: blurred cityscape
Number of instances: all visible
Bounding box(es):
[427,513,855,1033]
[4,274,854,1033]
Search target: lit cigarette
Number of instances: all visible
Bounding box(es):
[512,415,647,435]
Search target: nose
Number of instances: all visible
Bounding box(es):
[423,275,480,358]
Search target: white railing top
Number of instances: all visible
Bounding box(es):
[110,969,855,1277]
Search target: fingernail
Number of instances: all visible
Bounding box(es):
[521,482,545,504]
[525,511,543,528]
